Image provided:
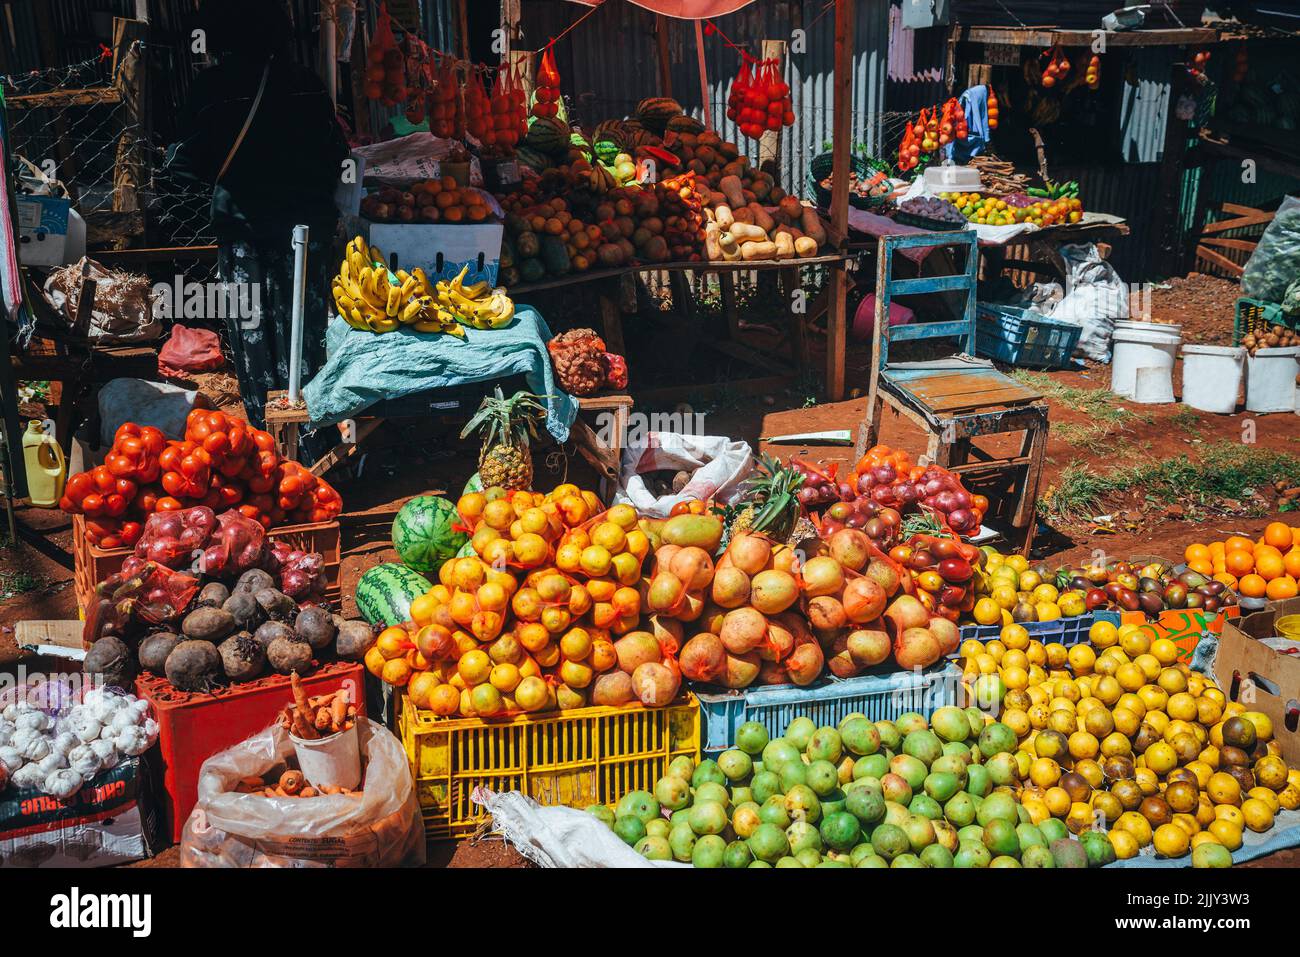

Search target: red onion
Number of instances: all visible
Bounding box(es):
[948,508,975,532]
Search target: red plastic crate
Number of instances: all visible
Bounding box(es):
[73,514,342,616]
[136,662,365,844]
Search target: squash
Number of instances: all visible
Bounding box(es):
[540,235,571,276]
[718,231,742,261]
[740,240,778,261]
[800,206,827,247]
[727,222,768,243]
[748,202,775,234]
[515,230,541,258]
[772,231,795,259]
[778,195,803,225]
[719,174,746,209]
[732,206,754,225]
[794,236,819,258]
[705,222,723,261]
[714,204,735,230]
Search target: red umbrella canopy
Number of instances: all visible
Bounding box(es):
[564,0,761,18]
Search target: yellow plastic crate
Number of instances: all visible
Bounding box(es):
[398,694,701,839]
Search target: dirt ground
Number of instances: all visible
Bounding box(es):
[5,270,1298,868]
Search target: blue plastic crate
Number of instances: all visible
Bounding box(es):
[976,303,1082,369]
[695,662,963,756]
[954,610,1121,653]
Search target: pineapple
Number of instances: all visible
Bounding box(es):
[730,453,806,544]
[461,387,547,490]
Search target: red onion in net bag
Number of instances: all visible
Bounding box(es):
[201,509,267,578]
[134,506,216,569]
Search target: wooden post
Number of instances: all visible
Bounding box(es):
[826,0,854,402]
[112,18,148,220]
[503,0,531,97]
[758,39,786,172]
[455,0,469,60]
[693,19,712,130]
[655,14,673,97]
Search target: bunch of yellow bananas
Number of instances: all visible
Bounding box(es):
[332,237,465,337]
[433,264,516,331]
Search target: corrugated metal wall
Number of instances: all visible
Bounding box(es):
[1118,47,1173,165]
[950,1,1205,29]
[517,0,892,195]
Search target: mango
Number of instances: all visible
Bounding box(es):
[661,513,724,552]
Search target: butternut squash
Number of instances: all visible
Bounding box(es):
[705,222,723,261]
[732,206,754,225]
[778,195,803,225]
[718,231,743,261]
[719,174,746,209]
[800,206,827,247]
[714,204,734,230]
[772,231,795,259]
[794,235,819,258]
[740,240,778,261]
[727,222,768,243]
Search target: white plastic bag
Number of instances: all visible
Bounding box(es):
[1051,243,1127,362]
[612,432,753,518]
[179,719,425,868]
[474,788,685,868]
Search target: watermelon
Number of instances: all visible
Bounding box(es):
[355,563,433,627]
[392,495,467,573]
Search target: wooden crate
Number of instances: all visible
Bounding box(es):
[72,514,341,616]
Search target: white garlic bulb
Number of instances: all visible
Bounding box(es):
[44,767,84,800]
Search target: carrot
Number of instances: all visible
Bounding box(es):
[279,770,304,795]
[290,672,312,717]
[314,707,332,731]
[331,692,348,731]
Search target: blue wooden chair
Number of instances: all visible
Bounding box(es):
[855,231,1049,553]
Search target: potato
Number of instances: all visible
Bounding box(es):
[336,620,377,661]
[266,636,313,675]
[83,637,137,690]
[218,633,266,683]
[182,606,236,643]
[294,606,337,651]
[165,640,223,692]
[138,633,182,675]
[253,620,295,651]
[223,590,265,631]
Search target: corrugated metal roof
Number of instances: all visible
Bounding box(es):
[518,0,892,194]
[1118,46,1174,164]
[950,1,1206,29]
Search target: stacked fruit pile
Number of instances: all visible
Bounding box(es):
[60,415,342,546]
[957,618,1297,866]
[367,488,688,717]
[967,548,1090,626]
[937,191,1084,228]
[594,712,1112,868]
[1185,523,1300,602]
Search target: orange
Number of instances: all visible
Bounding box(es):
[1187,558,1213,576]
[1184,543,1210,564]
[1255,551,1284,581]
[1266,576,1299,601]
[1225,549,1255,576]
[1213,572,1239,590]
[1263,522,1294,550]
[1209,541,1226,559]
[1237,574,1267,598]
[1225,536,1254,554]
[1284,549,1300,579]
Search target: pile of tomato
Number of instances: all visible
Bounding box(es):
[60,411,342,547]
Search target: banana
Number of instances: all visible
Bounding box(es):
[385,281,403,318]
[460,279,491,300]
[399,297,428,324]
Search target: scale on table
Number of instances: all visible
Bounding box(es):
[923,163,982,193]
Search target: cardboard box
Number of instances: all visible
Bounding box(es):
[16,194,71,266]
[1216,597,1300,766]
[0,758,157,867]
[365,221,502,288]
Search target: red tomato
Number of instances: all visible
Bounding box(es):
[252,430,276,452]
[156,497,183,511]
[81,493,105,515]
[203,431,230,457]
[206,412,229,433]
[280,474,303,496]
[66,472,94,499]
[237,504,261,521]
[218,484,243,507]
[58,496,76,512]
[180,455,203,478]
[139,427,166,455]
[218,456,245,478]
[114,478,137,500]
[92,466,116,491]
[99,536,123,549]
[189,419,213,441]
[119,521,144,545]
[227,426,249,457]
[159,446,184,472]
[104,493,127,516]
[162,471,187,496]
[135,488,160,513]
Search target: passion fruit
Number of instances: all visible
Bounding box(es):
[1139,795,1172,827]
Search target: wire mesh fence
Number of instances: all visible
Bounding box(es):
[2,51,218,286]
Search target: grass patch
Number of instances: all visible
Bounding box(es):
[1040,441,1300,522]
[0,570,40,601]
[1012,371,1137,426]
[1170,406,1203,439]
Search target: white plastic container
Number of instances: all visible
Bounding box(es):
[1111,320,1182,400]
[1245,346,1299,413]
[290,722,361,790]
[1180,344,1245,414]
[924,165,982,192]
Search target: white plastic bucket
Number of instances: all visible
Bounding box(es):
[1180,345,1245,414]
[1133,366,1174,404]
[1111,321,1181,400]
[290,722,361,790]
[1245,346,1300,414]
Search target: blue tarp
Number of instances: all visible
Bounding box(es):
[1108,810,1300,868]
[302,305,577,441]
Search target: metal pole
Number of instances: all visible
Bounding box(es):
[289,225,309,404]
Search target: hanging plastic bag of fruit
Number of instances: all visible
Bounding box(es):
[464,69,494,145]
[426,54,457,137]
[530,43,562,119]
[726,59,750,123]
[364,3,404,105]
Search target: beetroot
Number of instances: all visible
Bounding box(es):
[165,640,223,692]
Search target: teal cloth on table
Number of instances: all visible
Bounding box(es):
[1107,809,1300,868]
[302,304,577,442]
